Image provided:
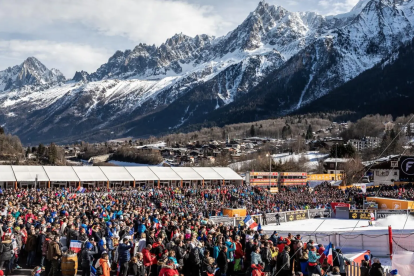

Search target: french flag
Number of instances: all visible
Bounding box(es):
[69,240,82,253]
[76,186,85,193]
[323,242,333,265]
[244,215,258,230]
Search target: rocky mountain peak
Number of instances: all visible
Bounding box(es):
[0,57,65,92]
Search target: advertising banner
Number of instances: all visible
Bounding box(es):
[285,210,309,222]
[366,197,414,210]
[399,156,414,180]
[349,209,372,220]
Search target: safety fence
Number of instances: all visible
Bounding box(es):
[210,214,263,227]
[209,209,330,227]
[346,263,393,276]
[265,208,331,224]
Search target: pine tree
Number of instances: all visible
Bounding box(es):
[38,144,45,157]
[305,125,313,140]
[48,143,58,165]
[0,126,4,135]
[250,125,256,137]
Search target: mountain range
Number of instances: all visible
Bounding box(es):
[1,0,414,144]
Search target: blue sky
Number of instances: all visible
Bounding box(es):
[0,0,359,77]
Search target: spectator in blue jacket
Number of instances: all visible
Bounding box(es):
[118,237,133,276]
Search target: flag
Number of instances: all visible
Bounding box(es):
[323,242,333,265]
[69,240,82,253]
[76,186,85,193]
[361,184,366,193]
[153,218,160,229]
[257,223,262,231]
[243,215,258,229]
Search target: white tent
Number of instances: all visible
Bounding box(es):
[43,166,79,182]
[0,166,16,182]
[12,166,49,182]
[149,167,182,181]
[192,167,224,180]
[99,167,134,181]
[124,167,159,181]
[171,167,203,180]
[72,167,108,182]
[212,167,243,180]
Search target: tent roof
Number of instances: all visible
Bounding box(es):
[11,166,49,182]
[171,167,203,180]
[149,167,182,181]
[0,166,16,182]
[99,167,134,181]
[43,166,79,182]
[72,167,108,182]
[124,167,159,181]
[192,167,224,180]
[212,167,243,180]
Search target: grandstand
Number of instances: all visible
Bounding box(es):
[0,165,243,188]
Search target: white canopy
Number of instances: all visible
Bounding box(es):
[171,167,203,180]
[149,167,181,181]
[72,167,108,182]
[192,167,224,180]
[43,166,79,182]
[0,166,16,182]
[124,167,159,181]
[12,166,49,182]
[99,167,134,181]
[212,167,243,180]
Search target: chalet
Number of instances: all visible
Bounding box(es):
[323,158,351,175]
[369,157,399,186]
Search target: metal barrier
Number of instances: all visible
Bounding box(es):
[346,263,392,276]
[265,209,331,224]
[210,214,262,227]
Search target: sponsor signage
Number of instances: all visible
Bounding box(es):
[399,156,414,179]
[286,210,309,222]
[250,172,278,176]
[366,197,414,210]
[376,209,407,219]
[349,209,372,220]
[269,187,279,193]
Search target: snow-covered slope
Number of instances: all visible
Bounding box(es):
[1,0,414,143]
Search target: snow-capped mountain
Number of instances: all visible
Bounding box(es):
[0,57,65,93]
[1,0,414,144]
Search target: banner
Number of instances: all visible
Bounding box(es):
[366,197,414,210]
[376,210,407,219]
[285,210,308,222]
[330,202,350,214]
[349,210,372,220]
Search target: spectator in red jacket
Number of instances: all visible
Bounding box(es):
[318,244,326,265]
[158,259,179,276]
[142,244,156,275]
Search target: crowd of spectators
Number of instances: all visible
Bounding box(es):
[0,181,405,276]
